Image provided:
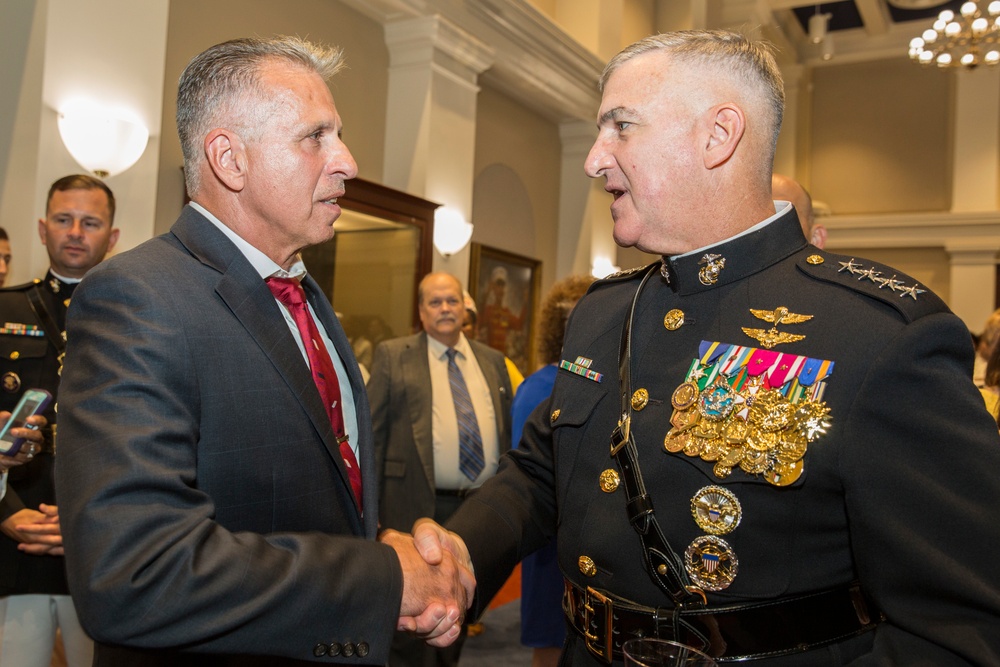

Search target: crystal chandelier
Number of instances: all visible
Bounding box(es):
[908,1,1000,68]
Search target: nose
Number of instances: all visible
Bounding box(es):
[328,138,358,181]
[67,219,85,237]
[585,135,612,179]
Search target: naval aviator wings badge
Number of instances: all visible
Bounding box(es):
[741,306,812,349]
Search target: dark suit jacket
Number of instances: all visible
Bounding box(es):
[55,206,401,665]
[368,331,512,532]
[449,211,1000,665]
[0,274,70,596]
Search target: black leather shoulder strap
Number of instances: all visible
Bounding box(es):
[25,284,66,355]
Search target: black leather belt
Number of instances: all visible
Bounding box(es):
[562,579,881,663]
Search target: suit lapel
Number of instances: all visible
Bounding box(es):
[171,208,365,534]
[402,333,435,492]
[471,341,508,450]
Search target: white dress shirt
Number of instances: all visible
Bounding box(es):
[191,202,359,458]
[427,333,499,490]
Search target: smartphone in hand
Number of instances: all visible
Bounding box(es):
[0,388,52,456]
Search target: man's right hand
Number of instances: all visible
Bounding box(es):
[379,528,476,647]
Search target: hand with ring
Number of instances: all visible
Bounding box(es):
[0,413,47,471]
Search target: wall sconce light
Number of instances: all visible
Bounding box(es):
[433,206,474,257]
[591,256,620,279]
[57,99,149,178]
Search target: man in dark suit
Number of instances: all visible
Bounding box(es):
[0,174,119,667]
[420,30,1000,665]
[55,36,471,666]
[368,271,512,667]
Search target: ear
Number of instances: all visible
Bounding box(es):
[107,228,121,253]
[702,103,745,170]
[37,218,47,246]
[810,224,828,249]
[204,129,247,192]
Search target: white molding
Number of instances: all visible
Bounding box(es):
[823,210,1000,250]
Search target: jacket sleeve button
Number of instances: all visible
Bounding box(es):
[313,644,328,658]
[342,642,355,657]
[357,642,370,658]
[328,642,342,656]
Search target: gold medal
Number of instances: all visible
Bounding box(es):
[671,382,699,410]
[700,437,725,462]
[599,469,620,493]
[670,408,699,432]
[664,431,687,453]
[776,431,808,463]
[1,372,20,393]
[713,462,733,479]
[684,535,738,591]
[691,486,742,535]
[766,459,804,486]
[739,450,769,474]
[683,436,704,457]
[631,388,649,411]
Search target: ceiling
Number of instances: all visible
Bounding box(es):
[753,0,965,64]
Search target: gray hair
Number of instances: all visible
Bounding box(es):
[177,36,345,194]
[601,30,785,154]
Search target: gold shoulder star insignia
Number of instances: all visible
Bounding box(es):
[741,327,807,350]
[749,306,813,326]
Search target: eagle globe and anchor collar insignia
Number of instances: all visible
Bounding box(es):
[664,339,833,487]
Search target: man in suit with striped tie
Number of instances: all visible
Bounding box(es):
[368,271,512,667]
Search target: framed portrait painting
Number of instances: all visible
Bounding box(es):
[468,243,541,376]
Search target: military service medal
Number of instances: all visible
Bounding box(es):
[664,340,833,487]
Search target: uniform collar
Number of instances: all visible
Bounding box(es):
[660,207,807,296]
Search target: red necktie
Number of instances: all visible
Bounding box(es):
[266,276,362,511]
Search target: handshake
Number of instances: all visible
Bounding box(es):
[379,518,474,647]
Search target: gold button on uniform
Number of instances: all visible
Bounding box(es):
[599,469,620,493]
[550,409,561,423]
[806,255,824,265]
[8,351,19,360]
[578,555,597,577]
[631,388,649,411]
[663,309,685,330]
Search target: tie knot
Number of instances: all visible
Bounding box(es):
[446,348,458,362]
[266,276,306,308]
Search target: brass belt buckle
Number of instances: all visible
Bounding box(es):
[583,586,614,664]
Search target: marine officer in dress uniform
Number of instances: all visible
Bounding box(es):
[0,174,118,667]
[417,30,1000,665]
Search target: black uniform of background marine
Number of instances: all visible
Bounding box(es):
[0,271,72,597]
[448,209,1000,666]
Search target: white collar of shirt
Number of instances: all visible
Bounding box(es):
[49,268,82,284]
[427,332,472,360]
[670,201,792,260]
[189,202,306,280]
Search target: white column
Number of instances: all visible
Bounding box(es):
[557,121,597,278]
[382,15,494,279]
[951,67,1000,213]
[946,244,1000,330]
